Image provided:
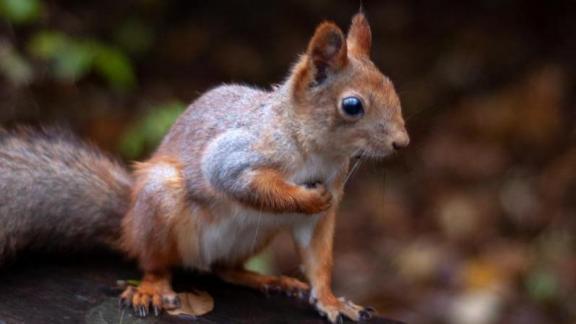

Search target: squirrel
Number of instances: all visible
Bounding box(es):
[0,12,408,323]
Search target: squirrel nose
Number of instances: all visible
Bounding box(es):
[392,132,410,151]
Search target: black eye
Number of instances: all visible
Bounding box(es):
[341,96,364,118]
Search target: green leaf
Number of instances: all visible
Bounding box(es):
[115,19,154,54]
[53,41,94,81]
[119,101,186,158]
[0,42,33,86]
[245,251,274,275]
[0,0,42,24]
[93,45,136,91]
[28,31,138,89]
[28,32,94,82]
[27,31,68,59]
[527,269,558,302]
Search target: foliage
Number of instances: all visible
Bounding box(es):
[119,101,186,159]
[0,1,136,91]
[246,252,275,275]
[0,42,33,86]
[0,0,41,25]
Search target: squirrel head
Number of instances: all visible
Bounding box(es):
[287,12,409,159]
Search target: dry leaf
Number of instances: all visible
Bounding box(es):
[167,290,214,317]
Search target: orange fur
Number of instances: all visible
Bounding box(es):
[347,13,372,57]
[292,21,348,100]
[298,208,336,294]
[121,156,192,272]
[291,167,368,322]
[307,22,348,70]
[216,268,309,294]
[242,168,332,214]
[297,208,366,322]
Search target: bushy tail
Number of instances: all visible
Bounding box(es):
[0,127,133,263]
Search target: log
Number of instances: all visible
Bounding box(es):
[0,254,403,323]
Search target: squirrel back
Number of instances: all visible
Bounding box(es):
[0,128,132,263]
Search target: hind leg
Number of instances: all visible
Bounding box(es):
[120,157,192,317]
[216,267,310,298]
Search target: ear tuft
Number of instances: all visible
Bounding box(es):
[347,12,372,57]
[306,22,347,84]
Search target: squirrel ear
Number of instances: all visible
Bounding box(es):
[347,12,372,57]
[306,22,347,84]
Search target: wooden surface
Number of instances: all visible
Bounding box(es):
[0,254,404,324]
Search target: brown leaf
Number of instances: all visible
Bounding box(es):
[167,290,214,317]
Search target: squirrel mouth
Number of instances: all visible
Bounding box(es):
[352,148,395,160]
[351,149,365,159]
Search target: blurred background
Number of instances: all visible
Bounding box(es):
[0,0,574,323]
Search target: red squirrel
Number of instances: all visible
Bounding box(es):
[0,13,408,323]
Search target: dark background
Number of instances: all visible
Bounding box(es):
[1,1,575,323]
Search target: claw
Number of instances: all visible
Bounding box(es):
[174,296,181,308]
[119,286,136,310]
[262,284,283,296]
[335,314,344,324]
[153,304,161,317]
[359,309,373,321]
[260,285,270,296]
[119,298,128,308]
[297,290,309,300]
[162,294,181,309]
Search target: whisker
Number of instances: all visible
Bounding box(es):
[250,212,262,253]
[344,157,363,186]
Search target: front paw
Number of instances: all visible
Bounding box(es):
[296,183,332,214]
[312,296,374,323]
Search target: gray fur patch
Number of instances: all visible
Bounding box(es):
[202,130,267,197]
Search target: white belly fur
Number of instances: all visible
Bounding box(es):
[185,154,344,271]
[194,205,309,270]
